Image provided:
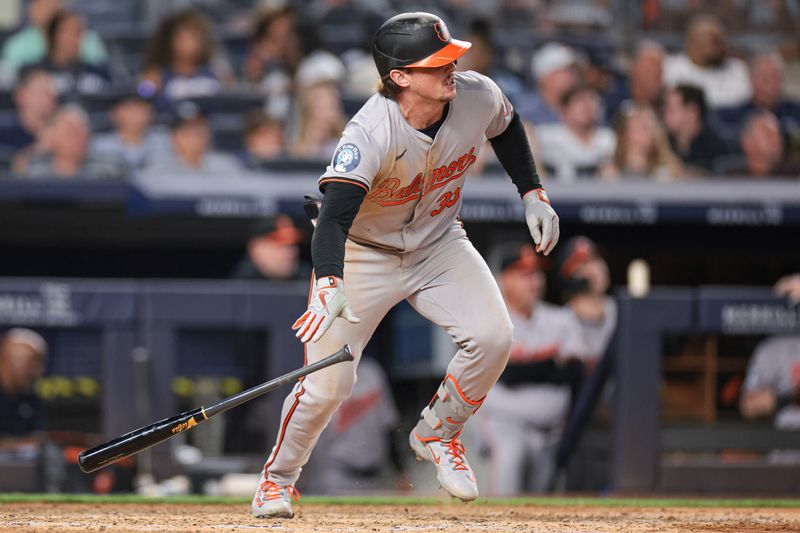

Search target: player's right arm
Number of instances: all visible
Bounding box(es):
[292,182,366,343]
[292,121,383,344]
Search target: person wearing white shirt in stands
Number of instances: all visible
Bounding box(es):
[663,13,751,109]
[533,85,616,182]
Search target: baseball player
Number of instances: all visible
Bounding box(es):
[741,335,800,429]
[252,12,559,518]
[476,243,589,495]
[555,236,618,363]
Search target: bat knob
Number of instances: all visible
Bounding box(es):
[342,344,354,361]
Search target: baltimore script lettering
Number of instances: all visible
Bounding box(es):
[367,146,477,207]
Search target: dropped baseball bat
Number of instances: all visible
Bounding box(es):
[79,344,353,473]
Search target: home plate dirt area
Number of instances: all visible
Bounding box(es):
[1,499,800,532]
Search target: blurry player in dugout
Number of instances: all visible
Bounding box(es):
[305,356,405,494]
[740,273,800,430]
[474,237,616,495]
[229,214,311,281]
[0,329,47,451]
[0,328,67,492]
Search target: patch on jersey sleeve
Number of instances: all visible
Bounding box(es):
[333,143,361,173]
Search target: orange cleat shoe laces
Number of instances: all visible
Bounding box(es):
[259,480,300,502]
[444,438,469,471]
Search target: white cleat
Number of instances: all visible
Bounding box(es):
[252,476,300,518]
[410,430,479,502]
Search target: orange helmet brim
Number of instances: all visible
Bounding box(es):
[404,39,472,69]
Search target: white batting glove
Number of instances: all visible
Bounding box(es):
[292,276,360,343]
[523,188,560,256]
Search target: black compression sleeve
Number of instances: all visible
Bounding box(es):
[489,111,542,198]
[311,181,366,279]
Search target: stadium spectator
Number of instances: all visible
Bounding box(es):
[628,40,665,108]
[517,42,579,126]
[602,103,684,180]
[23,10,111,100]
[139,9,233,107]
[90,89,170,171]
[580,50,627,125]
[17,105,119,179]
[289,77,346,161]
[533,85,616,181]
[715,52,800,135]
[740,335,800,429]
[727,111,797,177]
[661,84,730,174]
[663,13,751,109]
[458,18,525,104]
[143,102,241,177]
[308,356,404,494]
[0,0,107,80]
[555,236,617,363]
[240,110,286,169]
[244,6,301,121]
[229,215,309,281]
[0,329,47,447]
[0,69,57,154]
[475,242,589,495]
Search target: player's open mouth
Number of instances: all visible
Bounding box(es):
[445,75,455,88]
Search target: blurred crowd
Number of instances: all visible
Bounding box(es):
[0,0,797,182]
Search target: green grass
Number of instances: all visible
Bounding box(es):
[0,493,799,508]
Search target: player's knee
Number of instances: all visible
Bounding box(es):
[303,363,357,405]
[473,315,513,363]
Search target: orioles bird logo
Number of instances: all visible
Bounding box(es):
[434,22,449,42]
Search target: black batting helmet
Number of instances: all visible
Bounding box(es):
[372,12,472,79]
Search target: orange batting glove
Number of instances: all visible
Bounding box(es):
[292,276,360,343]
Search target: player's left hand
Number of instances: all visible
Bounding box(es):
[292,276,360,343]
[523,188,559,255]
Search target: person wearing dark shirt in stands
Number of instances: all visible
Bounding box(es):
[715,52,800,137]
[229,215,310,281]
[457,18,525,105]
[25,10,111,100]
[0,329,47,447]
[139,9,232,108]
[243,6,300,121]
[661,84,730,174]
[725,111,799,177]
[0,69,57,157]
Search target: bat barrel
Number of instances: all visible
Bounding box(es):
[78,345,353,473]
[78,407,206,473]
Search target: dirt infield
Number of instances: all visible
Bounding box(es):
[1,502,799,532]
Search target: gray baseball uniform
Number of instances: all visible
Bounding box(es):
[743,335,800,428]
[476,302,589,495]
[571,297,617,360]
[263,71,515,487]
[309,357,400,493]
